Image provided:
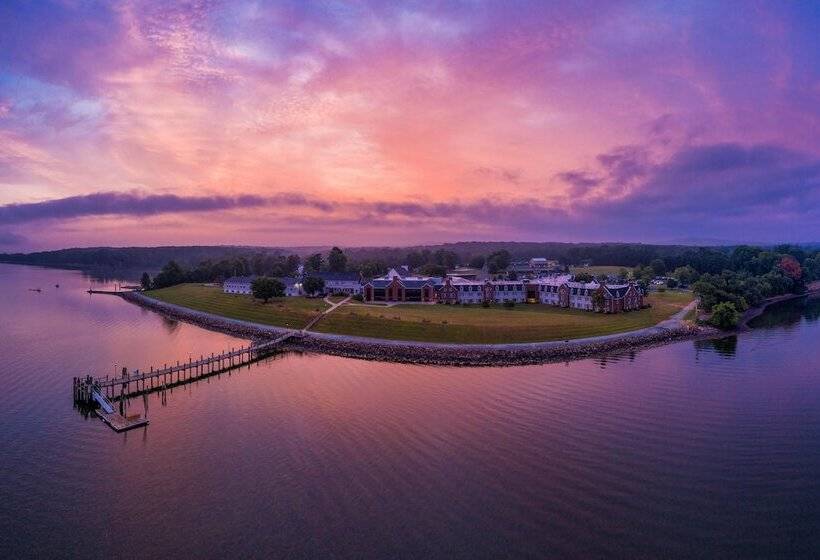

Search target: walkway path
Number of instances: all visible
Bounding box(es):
[121,291,706,366]
[303,295,351,331]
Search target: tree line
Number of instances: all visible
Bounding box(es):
[143,253,301,290]
[677,245,820,329]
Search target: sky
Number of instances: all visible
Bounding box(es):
[0,0,818,251]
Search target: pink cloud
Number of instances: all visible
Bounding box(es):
[0,1,817,249]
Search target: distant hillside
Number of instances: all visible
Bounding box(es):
[343,241,716,268]
[3,241,817,272]
[0,246,287,270]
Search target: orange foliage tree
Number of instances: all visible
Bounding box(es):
[778,255,802,280]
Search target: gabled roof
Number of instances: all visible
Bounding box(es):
[402,279,436,288]
[385,267,406,279]
[603,284,633,298]
[365,276,439,289]
[224,275,257,284]
[316,272,361,282]
[447,275,483,285]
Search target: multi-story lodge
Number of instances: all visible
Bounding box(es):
[362,271,643,312]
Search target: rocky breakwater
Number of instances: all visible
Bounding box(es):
[296,323,709,367]
[123,292,712,367]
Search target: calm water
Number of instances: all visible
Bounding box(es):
[1,263,819,559]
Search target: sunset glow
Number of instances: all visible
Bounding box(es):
[1,1,818,249]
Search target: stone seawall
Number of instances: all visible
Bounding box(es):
[292,324,705,367]
[122,291,712,367]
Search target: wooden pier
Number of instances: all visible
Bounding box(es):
[73,331,301,431]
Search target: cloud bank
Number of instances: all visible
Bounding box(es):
[2,142,817,247]
[0,1,818,248]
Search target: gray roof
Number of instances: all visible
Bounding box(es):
[366,277,439,289]
[316,272,361,282]
[605,285,633,298]
[224,275,257,283]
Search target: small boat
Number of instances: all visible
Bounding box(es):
[29,288,42,292]
[55,284,60,288]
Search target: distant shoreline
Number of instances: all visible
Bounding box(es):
[119,291,716,367]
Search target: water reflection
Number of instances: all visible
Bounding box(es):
[160,316,180,334]
[4,263,820,558]
[749,296,820,329]
[695,335,738,358]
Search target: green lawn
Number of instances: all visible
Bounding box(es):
[145,284,693,344]
[145,284,329,329]
[312,291,694,344]
[569,265,632,277]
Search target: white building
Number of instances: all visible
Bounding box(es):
[281,277,303,297]
[223,275,256,294]
[316,272,363,295]
[529,257,559,270]
[223,275,303,296]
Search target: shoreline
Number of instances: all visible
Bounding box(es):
[739,284,820,330]
[121,291,718,367]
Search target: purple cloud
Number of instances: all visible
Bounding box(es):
[565,142,820,240]
[0,192,269,225]
[0,229,26,246]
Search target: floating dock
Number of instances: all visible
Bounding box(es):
[73,332,300,432]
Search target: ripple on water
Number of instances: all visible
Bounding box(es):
[1,264,820,558]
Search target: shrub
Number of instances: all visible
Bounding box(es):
[709,302,740,330]
[482,301,490,308]
[351,293,363,302]
[503,301,515,308]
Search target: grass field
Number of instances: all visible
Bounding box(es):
[146,284,329,329]
[312,291,694,344]
[569,265,632,277]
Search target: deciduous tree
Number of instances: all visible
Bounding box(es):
[252,277,285,302]
[302,276,325,296]
[327,247,347,272]
[709,302,740,330]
